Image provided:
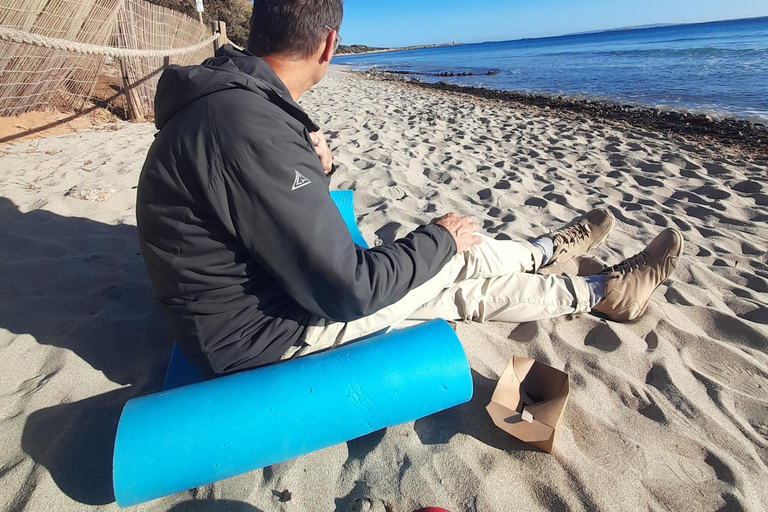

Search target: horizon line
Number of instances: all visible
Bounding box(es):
[346,14,768,50]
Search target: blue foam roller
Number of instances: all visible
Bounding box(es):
[161,342,202,391]
[329,189,369,249]
[114,319,472,507]
[161,189,368,392]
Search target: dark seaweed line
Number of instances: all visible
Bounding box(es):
[353,70,768,160]
[385,69,500,77]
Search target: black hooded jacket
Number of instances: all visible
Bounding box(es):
[136,46,456,377]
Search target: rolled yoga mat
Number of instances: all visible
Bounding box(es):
[113,319,473,507]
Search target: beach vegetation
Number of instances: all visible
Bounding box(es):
[145,0,253,47]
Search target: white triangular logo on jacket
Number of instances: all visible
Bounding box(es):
[292,170,312,191]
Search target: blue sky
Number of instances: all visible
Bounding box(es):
[339,0,768,47]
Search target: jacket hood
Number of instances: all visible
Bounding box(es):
[153,45,319,131]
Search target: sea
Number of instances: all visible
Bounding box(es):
[332,16,768,123]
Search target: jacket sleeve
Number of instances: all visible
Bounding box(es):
[203,124,457,322]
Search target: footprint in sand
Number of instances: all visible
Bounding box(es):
[353,158,375,170]
[571,407,719,495]
[423,169,452,185]
[380,186,407,201]
[632,175,664,188]
[693,185,731,201]
[732,180,762,194]
[524,197,547,208]
[688,348,768,402]
[643,454,718,487]
[477,189,493,201]
[703,162,731,176]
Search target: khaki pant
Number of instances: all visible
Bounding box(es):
[280,234,592,360]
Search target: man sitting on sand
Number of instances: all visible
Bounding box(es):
[136,0,683,377]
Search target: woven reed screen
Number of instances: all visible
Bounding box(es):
[113,0,213,118]
[0,0,214,118]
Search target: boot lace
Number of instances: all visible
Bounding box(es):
[602,250,650,276]
[553,222,590,249]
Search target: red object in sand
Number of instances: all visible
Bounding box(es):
[414,508,451,512]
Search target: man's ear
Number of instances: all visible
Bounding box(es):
[319,30,336,64]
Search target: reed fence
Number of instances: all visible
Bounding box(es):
[0,0,222,120]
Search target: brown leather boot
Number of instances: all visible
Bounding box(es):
[592,228,684,322]
[547,208,615,266]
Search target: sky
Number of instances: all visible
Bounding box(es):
[339,0,768,47]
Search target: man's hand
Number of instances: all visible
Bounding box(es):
[433,212,482,253]
[310,131,333,175]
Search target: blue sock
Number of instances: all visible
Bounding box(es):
[584,274,607,308]
[531,237,554,267]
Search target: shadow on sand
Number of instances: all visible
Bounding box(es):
[167,500,264,512]
[0,198,168,504]
[414,369,539,453]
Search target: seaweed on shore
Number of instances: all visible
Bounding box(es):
[355,70,767,160]
[381,69,500,77]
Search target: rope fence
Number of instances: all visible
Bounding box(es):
[0,0,222,120]
[0,26,218,58]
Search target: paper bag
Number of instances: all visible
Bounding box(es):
[486,356,570,453]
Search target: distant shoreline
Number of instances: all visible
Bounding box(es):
[335,42,460,56]
[485,15,768,46]
[350,69,768,160]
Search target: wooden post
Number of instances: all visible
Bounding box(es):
[192,0,203,25]
[120,57,145,122]
[211,21,220,52]
[211,21,227,51]
[164,56,170,68]
[218,21,227,49]
[117,2,144,122]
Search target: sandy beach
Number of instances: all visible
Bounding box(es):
[1,68,767,511]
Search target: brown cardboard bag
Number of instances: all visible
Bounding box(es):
[486,356,570,453]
